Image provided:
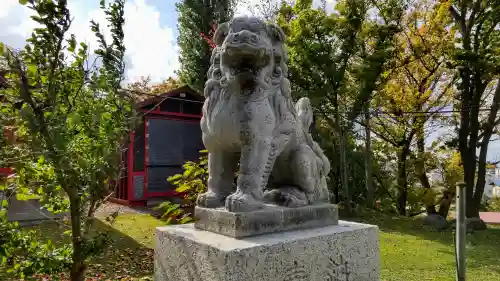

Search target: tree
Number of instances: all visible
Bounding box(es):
[446,0,500,220]
[126,75,152,100]
[277,0,405,212]
[126,76,182,101]
[239,0,295,21]
[0,0,134,280]
[176,0,236,92]
[151,76,182,94]
[369,0,455,215]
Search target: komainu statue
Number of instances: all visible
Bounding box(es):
[197,16,331,212]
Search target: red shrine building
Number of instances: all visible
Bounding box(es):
[111,85,205,206]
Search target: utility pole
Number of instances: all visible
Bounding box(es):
[456,182,466,281]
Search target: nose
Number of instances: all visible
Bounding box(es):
[231,30,258,44]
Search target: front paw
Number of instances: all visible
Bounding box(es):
[225,192,264,212]
[196,191,227,208]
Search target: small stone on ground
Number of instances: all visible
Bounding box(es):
[422,214,448,231]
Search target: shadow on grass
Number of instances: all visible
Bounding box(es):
[348,209,500,274]
[85,218,154,280]
[1,214,161,281]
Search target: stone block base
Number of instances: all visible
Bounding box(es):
[194,203,338,238]
[154,221,379,281]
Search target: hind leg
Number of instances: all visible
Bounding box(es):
[265,145,329,206]
[264,185,309,207]
[197,151,238,208]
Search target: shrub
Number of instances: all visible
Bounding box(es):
[154,150,208,224]
[485,197,500,212]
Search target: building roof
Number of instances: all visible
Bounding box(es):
[134,84,203,110]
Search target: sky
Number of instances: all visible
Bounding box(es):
[0,0,333,83]
[1,0,499,160]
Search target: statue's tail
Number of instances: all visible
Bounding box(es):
[295,97,331,175]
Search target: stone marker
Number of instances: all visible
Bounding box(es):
[155,15,379,281]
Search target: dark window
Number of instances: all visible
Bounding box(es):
[182,100,202,115]
[145,117,205,194]
[133,123,145,171]
[183,122,204,162]
[141,103,155,110]
[147,119,184,166]
[159,98,181,112]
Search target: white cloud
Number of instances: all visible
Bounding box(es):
[0,0,18,19]
[0,0,179,84]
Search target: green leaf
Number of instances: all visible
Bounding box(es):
[27,64,37,77]
[67,34,77,52]
[167,174,182,182]
[37,155,45,165]
[176,184,191,193]
[0,42,4,55]
[164,204,180,216]
[179,216,193,224]
[19,0,28,5]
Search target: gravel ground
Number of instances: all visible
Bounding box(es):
[94,202,160,218]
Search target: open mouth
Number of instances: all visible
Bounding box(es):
[231,56,259,75]
[223,44,270,74]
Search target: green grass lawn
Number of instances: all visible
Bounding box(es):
[2,211,500,280]
[354,211,500,281]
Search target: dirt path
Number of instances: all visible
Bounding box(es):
[94,202,160,218]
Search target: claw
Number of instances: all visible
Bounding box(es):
[196,191,227,208]
[225,192,264,212]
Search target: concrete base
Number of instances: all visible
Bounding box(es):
[194,203,338,238]
[155,221,379,281]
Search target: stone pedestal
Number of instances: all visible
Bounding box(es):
[194,204,339,238]
[154,204,380,281]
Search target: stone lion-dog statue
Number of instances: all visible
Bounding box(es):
[197,16,331,212]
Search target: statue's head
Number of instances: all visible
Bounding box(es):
[213,16,287,89]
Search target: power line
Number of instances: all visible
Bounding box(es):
[321,104,497,118]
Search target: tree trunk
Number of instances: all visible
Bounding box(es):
[449,3,499,220]
[472,81,500,217]
[364,108,374,208]
[437,190,452,218]
[339,121,351,212]
[414,123,436,214]
[334,92,351,213]
[70,199,86,281]
[396,145,410,216]
[458,80,490,218]
[457,82,476,218]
